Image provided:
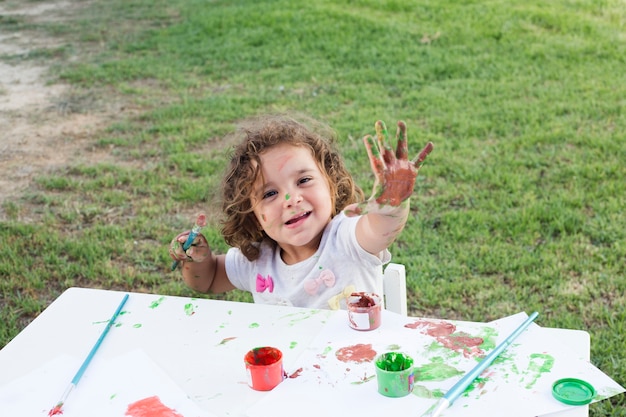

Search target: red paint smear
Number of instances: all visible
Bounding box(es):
[405,319,484,358]
[125,396,184,417]
[335,344,377,363]
[287,367,303,378]
[48,405,63,416]
[405,319,456,337]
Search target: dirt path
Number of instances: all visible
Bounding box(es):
[0,0,121,219]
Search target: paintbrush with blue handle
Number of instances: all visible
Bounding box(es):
[171,213,207,271]
[48,294,129,416]
[424,311,539,417]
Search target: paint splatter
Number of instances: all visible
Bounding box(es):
[413,385,445,399]
[48,405,63,416]
[287,368,303,378]
[280,310,324,326]
[414,357,463,382]
[149,296,166,309]
[405,319,484,358]
[249,322,259,328]
[133,323,142,328]
[184,303,195,316]
[290,341,298,349]
[217,337,237,346]
[318,345,333,359]
[351,373,376,385]
[335,344,377,363]
[125,396,184,417]
[523,353,555,389]
[285,193,291,200]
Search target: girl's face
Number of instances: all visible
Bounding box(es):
[251,143,333,263]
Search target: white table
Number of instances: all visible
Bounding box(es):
[0,288,595,417]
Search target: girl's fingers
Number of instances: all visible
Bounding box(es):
[412,142,434,167]
[395,121,409,161]
[375,120,395,165]
[363,135,386,178]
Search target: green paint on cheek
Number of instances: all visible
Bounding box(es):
[249,322,260,328]
[290,341,298,349]
[133,323,142,328]
[285,193,290,200]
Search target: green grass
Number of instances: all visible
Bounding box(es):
[1,0,624,414]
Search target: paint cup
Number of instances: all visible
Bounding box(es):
[347,292,382,331]
[244,346,284,391]
[375,352,415,397]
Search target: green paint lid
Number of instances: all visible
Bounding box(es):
[552,378,596,405]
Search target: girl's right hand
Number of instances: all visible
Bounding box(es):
[169,231,210,263]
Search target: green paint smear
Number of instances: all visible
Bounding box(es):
[387,344,401,351]
[133,323,142,328]
[351,374,376,385]
[285,193,290,200]
[184,303,195,316]
[280,309,323,326]
[149,296,165,309]
[320,345,333,358]
[249,322,259,328]
[415,357,463,382]
[413,385,445,399]
[478,327,498,351]
[290,341,298,349]
[524,353,555,389]
[463,376,489,397]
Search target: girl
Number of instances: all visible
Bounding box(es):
[169,114,433,309]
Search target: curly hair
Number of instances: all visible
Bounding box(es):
[220,114,364,261]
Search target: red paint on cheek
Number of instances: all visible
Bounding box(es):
[125,396,184,417]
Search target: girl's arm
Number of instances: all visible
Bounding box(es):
[345,120,433,255]
[169,232,235,293]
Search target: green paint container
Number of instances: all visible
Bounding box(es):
[375,352,415,397]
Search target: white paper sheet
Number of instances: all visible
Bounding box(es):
[0,349,212,417]
[245,312,624,417]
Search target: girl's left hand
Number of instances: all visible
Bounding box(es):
[345,120,433,216]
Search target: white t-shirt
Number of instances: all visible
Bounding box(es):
[225,212,391,310]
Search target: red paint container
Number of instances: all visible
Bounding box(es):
[244,347,284,391]
[347,292,382,331]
